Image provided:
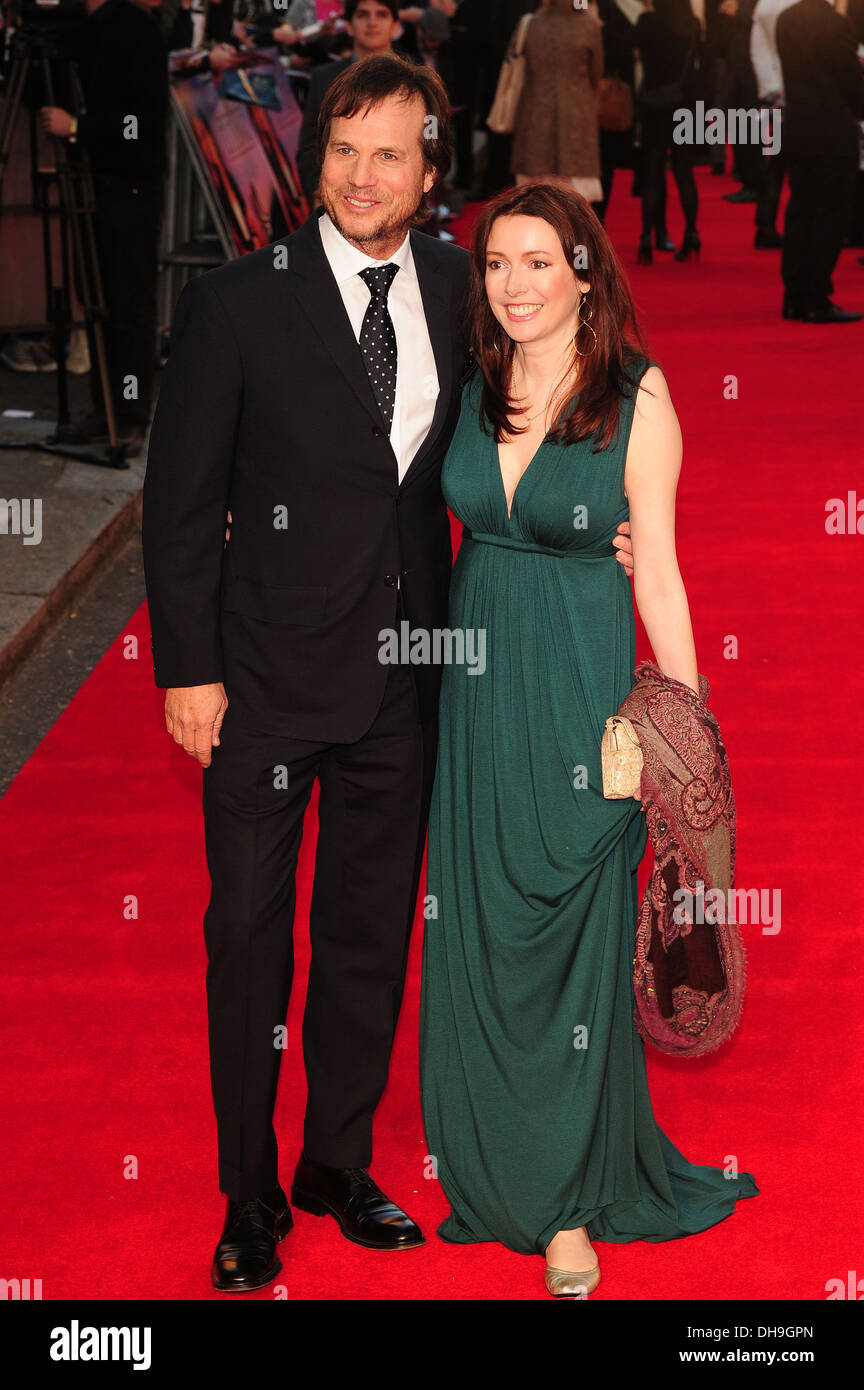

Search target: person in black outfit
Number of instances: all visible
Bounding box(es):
[704,0,733,174]
[845,0,864,246]
[417,5,456,96]
[450,0,538,197]
[716,0,763,201]
[595,0,638,226]
[776,0,864,322]
[40,0,169,447]
[634,0,702,263]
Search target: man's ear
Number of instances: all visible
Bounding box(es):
[422,169,436,196]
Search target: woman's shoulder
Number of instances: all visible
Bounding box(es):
[622,350,662,389]
[621,354,670,421]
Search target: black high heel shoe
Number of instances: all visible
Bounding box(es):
[674,231,701,262]
[654,231,676,252]
[637,236,653,265]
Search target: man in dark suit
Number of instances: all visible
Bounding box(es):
[143,52,635,1293]
[296,0,401,205]
[776,0,864,321]
[39,0,170,448]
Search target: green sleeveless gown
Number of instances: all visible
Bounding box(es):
[418,354,758,1256]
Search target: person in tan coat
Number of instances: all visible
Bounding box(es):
[511,0,605,204]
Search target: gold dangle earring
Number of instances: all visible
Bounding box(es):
[574,293,597,357]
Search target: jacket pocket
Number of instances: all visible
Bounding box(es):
[222,575,327,626]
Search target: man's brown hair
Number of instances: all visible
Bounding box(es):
[316,53,453,194]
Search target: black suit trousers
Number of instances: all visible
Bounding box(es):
[201,634,438,1200]
[87,173,163,423]
[782,155,857,309]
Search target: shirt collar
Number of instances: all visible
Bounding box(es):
[318,210,414,287]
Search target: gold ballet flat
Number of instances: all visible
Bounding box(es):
[544,1262,601,1298]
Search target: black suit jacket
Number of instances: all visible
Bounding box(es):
[142,210,472,740]
[776,0,864,161]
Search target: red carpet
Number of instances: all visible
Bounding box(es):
[2,168,863,1300]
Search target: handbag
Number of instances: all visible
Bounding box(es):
[486,12,533,135]
[597,75,634,133]
[600,715,643,798]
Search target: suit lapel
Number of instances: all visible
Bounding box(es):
[282,214,456,485]
[400,229,454,489]
[285,212,394,438]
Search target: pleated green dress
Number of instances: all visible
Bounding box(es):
[419,354,758,1256]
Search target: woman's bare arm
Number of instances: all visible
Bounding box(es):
[624,366,700,697]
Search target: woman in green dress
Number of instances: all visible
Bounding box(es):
[418,183,758,1298]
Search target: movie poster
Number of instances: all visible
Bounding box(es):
[170,49,309,257]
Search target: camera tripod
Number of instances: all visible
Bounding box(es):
[0,25,129,468]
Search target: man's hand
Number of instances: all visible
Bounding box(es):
[273,23,302,44]
[165,683,228,767]
[40,106,73,138]
[612,519,634,577]
[209,43,247,73]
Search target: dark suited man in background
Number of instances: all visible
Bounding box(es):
[40,0,169,449]
[776,0,864,322]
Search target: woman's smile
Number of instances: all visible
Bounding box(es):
[504,302,544,321]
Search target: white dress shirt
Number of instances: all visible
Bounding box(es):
[318,210,439,484]
[750,0,797,101]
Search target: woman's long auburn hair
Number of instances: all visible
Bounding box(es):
[467,184,650,452]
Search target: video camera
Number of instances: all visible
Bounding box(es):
[4,0,87,47]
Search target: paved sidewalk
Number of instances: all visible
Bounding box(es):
[0,401,147,690]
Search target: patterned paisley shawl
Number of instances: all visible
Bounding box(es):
[619,660,747,1057]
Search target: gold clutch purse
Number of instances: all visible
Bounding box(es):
[601,715,644,799]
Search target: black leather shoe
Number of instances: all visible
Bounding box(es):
[801,301,862,324]
[782,296,803,320]
[754,229,783,249]
[211,1183,293,1292]
[723,187,758,203]
[291,1156,425,1251]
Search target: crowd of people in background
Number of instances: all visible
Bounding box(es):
[2,0,864,442]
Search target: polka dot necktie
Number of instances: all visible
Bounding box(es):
[358,263,399,434]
